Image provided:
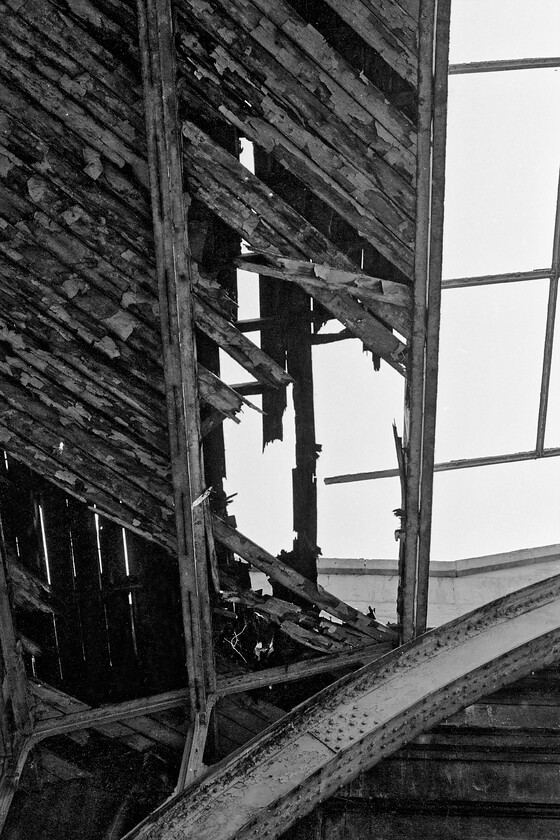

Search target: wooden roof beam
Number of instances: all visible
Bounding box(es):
[136,0,214,720]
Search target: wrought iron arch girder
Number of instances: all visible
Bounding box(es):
[125,573,560,840]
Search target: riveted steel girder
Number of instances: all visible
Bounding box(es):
[125,573,560,840]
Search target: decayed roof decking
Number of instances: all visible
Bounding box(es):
[0,0,453,835]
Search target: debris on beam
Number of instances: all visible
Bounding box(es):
[212,516,396,643]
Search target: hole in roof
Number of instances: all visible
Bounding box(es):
[436,282,549,461]
[449,0,560,64]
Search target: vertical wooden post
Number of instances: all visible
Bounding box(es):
[415,0,451,636]
[401,0,450,640]
[136,0,215,720]
[288,289,319,585]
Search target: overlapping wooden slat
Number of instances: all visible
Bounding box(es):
[177,0,416,178]
[231,0,417,166]
[175,0,415,274]
[321,0,418,85]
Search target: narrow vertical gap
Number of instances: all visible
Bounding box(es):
[123,527,138,658]
[94,512,104,576]
[94,514,113,668]
[122,528,131,577]
[68,528,78,581]
[128,591,139,659]
[39,502,64,681]
[38,504,52,585]
[51,617,64,682]
[3,451,8,471]
[14,536,20,559]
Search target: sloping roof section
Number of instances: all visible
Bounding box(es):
[0,0,453,836]
[0,0,418,545]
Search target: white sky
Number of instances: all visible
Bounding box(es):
[222,0,560,564]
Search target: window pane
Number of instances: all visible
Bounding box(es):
[436,283,548,461]
[449,0,560,64]
[430,459,560,562]
[443,70,560,279]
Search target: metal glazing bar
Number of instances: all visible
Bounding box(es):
[449,57,560,75]
[536,172,560,453]
[325,446,560,484]
[442,268,551,289]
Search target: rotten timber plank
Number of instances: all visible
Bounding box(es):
[212,517,395,642]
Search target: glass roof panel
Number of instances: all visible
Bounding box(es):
[436,282,549,461]
[443,70,560,280]
[430,459,560,562]
[449,0,560,64]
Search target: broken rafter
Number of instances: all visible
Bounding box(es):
[182,120,407,370]
[221,586,376,654]
[175,0,416,275]
[212,516,396,643]
[137,0,214,717]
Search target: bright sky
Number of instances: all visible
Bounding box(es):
[222,0,560,564]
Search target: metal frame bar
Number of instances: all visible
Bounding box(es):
[325,446,560,484]
[536,172,560,452]
[442,268,552,289]
[449,56,560,75]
